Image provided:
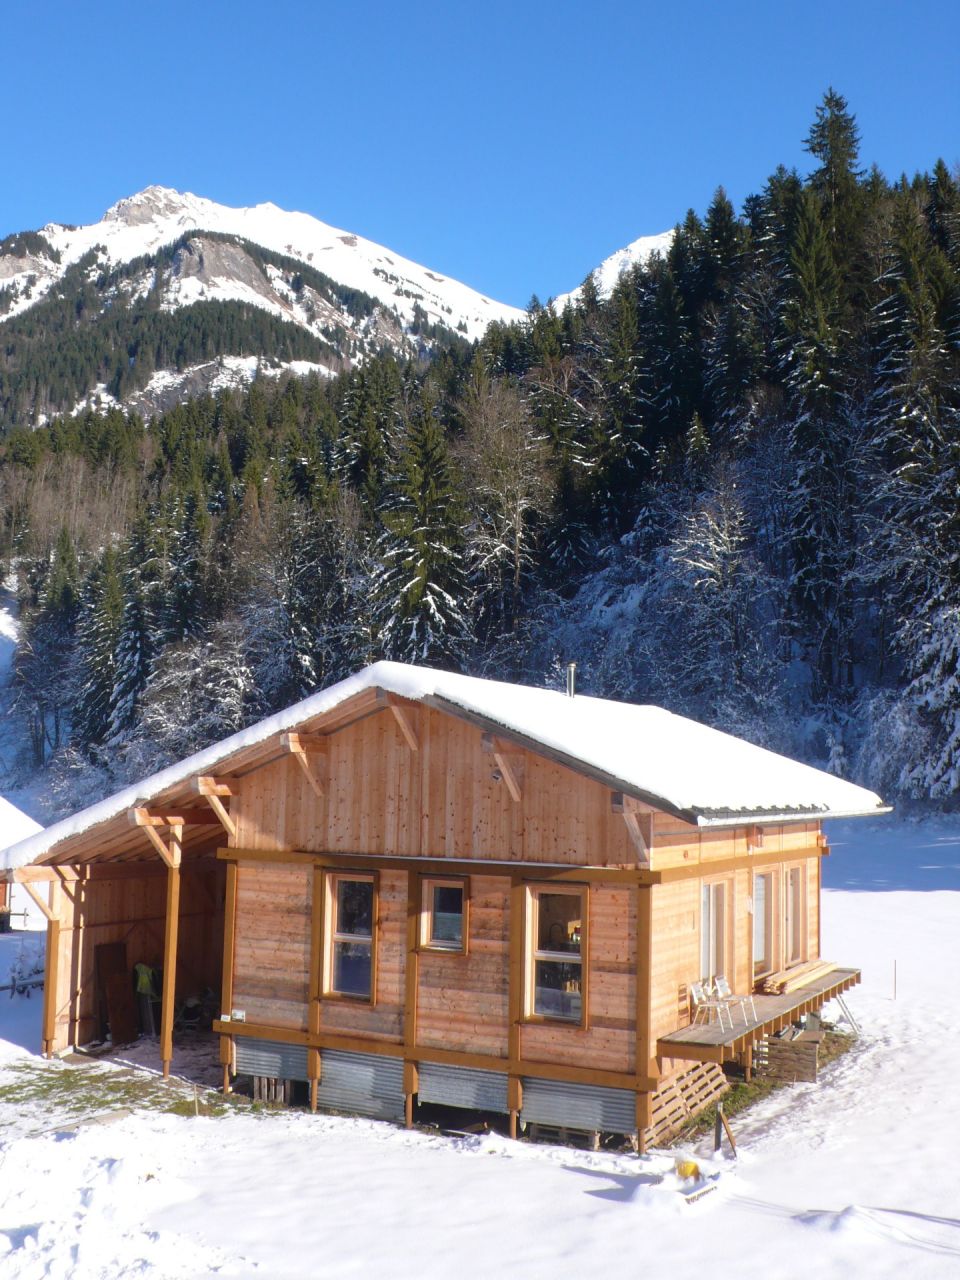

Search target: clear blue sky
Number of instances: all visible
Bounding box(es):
[3,0,958,307]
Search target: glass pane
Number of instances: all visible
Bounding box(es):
[753,875,769,975]
[333,940,372,996]
[700,884,711,980]
[431,885,463,947]
[536,894,582,954]
[534,959,582,1020]
[337,880,373,937]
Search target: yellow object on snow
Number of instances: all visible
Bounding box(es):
[675,1159,700,1181]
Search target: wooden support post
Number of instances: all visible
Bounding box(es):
[743,1042,753,1083]
[403,1062,419,1130]
[507,878,524,1099]
[714,1101,737,1157]
[636,881,656,1089]
[508,1076,523,1141]
[404,871,419,1051]
[37,880,62,1057]
[221,862,238,1021]
[159,825,182,1080]
[635,1089,651,1155]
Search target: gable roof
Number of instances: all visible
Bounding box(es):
[0,661,888,872]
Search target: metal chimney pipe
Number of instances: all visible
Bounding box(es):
[566,662,577,698]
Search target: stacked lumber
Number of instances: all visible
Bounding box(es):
[761,959,838,995]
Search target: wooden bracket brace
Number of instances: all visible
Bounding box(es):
[385,695,419,752]
[130,809,183,868]
[481,733,522,803]
[21,880,59,923]
[282,732,327,798]
[192,776,237,840]
[611,792,652,866]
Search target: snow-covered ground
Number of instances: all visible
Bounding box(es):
[0,816,958,1277]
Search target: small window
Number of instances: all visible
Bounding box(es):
[421,878,468,952]
[526,886,585,1024]
[325,874,376,1000]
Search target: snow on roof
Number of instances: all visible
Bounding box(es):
[0,661,887,872]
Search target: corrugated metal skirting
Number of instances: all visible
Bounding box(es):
[520,1076,637,1134]
[234,1037,310,1082]
[316,1049,405,1122]
[417,1062,509,1113]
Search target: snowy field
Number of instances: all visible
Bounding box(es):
[0,816,959,1278]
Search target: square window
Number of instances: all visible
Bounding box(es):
[525,886,586,1024]
[421,878,468,953]
[324,874,376,1000]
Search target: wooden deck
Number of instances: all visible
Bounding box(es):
[657,967,860,1064]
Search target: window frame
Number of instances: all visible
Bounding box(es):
[419,876,470,954]
[523,883,588,1028]
[322,871,378,1003]
[784,863,807,968]
[700,876,732,983]
[752,870,777,981]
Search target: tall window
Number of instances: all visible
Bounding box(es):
[421,878,468,953]
[526,886,585,1024]
[753,872,774,978]
[325,874,376,999]
[700,882,727,981]
[785,866,805,966]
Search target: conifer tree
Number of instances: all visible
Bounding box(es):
[372,393,471,663]
[74,547,124,747]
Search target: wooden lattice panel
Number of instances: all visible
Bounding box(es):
[644,1062,729,1146]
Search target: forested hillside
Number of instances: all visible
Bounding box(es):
[2,92,959,816]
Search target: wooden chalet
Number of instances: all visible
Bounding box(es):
[0,663,888,1147]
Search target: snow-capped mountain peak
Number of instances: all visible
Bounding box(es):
[25,185,524,342]
[0,186,527,424]
[550,229,674,311]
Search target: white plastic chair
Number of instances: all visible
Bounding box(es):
[714,974,757,1024]
[690,980,733,1032]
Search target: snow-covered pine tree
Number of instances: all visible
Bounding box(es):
[372,391,472,664]
[458,366,551,641]
[73,546,124,747]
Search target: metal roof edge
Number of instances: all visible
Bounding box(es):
[695,805,894,829]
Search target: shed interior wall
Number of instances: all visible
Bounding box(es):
[49,861,224,1055]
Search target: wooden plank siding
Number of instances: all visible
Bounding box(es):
[416,875,510,1057]
[230,708,641,867]
[232,861,312,1030]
